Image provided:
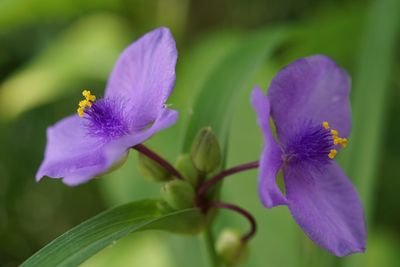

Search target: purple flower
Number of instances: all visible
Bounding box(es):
[36,27,178,186]
[251,55,366,256]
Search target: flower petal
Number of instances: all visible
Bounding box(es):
[251,87,288,207]
[284,162,366,256]
[117,108,178,149]
[105,27,177,127]
[36,109,178,186]
[268,55,352,141]
[35,115,119,185]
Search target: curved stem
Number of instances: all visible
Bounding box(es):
[133,144,183,180]
[196,161,259,204]
[210,201,257,242]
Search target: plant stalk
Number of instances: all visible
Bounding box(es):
[203,226,220,267]
[133,144,184,180]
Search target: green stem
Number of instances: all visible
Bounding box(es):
[203,226,220,267]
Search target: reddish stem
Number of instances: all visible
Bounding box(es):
[210,201,257,242]
[196,161,259,203]
[133,144,183,180]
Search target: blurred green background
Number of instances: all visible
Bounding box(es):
[0,0,399,266]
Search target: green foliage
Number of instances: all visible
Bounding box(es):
[1,0,400,266]
[21,200,203,267]
[182,27,289,158]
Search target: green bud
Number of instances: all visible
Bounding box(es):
[160,180,195,210]
[175,154,199,187]
[190,127,221,173]
[137,153,171,182]
[216,229,248,266]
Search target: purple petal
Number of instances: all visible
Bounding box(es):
[251,87,288,207]
[268,55,352,142]
[36,109,178,186]
[105,27,177,128]
[284,162,366,256]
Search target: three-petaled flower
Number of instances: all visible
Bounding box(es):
[36,27,178,186]
[251,55,366,256]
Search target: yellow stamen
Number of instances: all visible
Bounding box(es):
[330,129,338,136]
[328,149,337,159]
[77,90,97,117]
[341,138,348,148]
[323,121,349,159]
[79,100,92,108]
[82,90,96,102]
[333,137,341,145]
[77,107,85,117]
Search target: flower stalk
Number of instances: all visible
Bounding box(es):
[196,161,259,207]
[210,201,257,242]
[133,144,184,180]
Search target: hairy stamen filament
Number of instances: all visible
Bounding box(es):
[77,90,97,117]
[322,121,349,159]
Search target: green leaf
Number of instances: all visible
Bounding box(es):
[341,0,400,217]
[182,27,289,156]
[180,26,289,267]
[341,0,400,266]
[21,200,203,267]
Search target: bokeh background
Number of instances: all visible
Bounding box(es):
[0,0,399,266]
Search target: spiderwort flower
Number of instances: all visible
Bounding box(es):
[36,27,178,186]
[251,55,366,256]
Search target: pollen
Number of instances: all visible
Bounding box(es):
[77,90,97,117]
[77,107,85,117]
[82,90,96,102]
[322,121,349,159]
[330,129,338,136]
[328,149,337,159]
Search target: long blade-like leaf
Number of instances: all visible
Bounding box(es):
[182,27,289,154]
[21,200,202,267]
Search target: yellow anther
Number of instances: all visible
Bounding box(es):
[79,100,92,108]
[77,90,96,117]
[328,149,337,159]
[77,107,85,117]
[82,90,96,102]
[330,129,338,136]
[333,137,341,145]
[341,138,348,148]
[87,94,96,102]
[82,90,91,97]
[322,121,349,158]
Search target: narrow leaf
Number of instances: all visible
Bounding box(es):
[21,200,203,267]
[182,27,289,154]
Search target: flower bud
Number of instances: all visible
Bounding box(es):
[175,154,199,187]
[160,180,195,210]
[216,229,248,266]
[190,127,221,173]
[137,153,171,182]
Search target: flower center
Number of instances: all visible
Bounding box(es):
[76,90,129,140]
[282,121,348,166]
